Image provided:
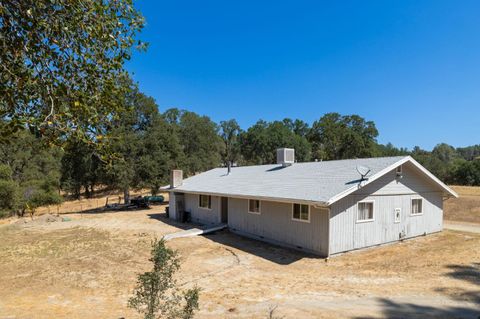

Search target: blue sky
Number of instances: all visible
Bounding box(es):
[126,0,480,150]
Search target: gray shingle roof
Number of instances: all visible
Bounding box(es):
[173,156,409,204]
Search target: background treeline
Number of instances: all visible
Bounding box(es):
[2,0,478,219]
[1,84,479,217]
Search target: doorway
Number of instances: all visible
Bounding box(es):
[221,197,228,223]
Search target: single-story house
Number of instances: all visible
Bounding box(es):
[168,148,458,257]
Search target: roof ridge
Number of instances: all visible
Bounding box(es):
[219,155,408,170]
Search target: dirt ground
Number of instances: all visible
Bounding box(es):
[1,201,479,319]
[445,186,480,223]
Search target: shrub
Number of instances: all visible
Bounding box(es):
[0,180,19,215]
[128,238,200,319]
[0,165,13,180]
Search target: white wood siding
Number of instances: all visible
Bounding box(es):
[329,164,444,254]
[184,193,221,225]
[228,198,329,256]
[169,192,177,220]
[355,162,444,196]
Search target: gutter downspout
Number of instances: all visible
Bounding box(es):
[326,207,331,259]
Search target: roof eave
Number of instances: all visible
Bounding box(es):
[406,156,459,198]
[170,188,329,207]
[326,156,458,206]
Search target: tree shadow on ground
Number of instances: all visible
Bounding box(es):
[435,263,480,306]
[444,263,480,286]
[57,200,169,216]
[354,297,480,319]
[360,263,480,319]
[58,205,156,215]
[203,229,316,265]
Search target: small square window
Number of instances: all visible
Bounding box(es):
[357,201,374,222]
[248,199,260,214]
[396,165,402,175]
[411,198,423,215]
[292,204,309,222]
[199,195,211,209]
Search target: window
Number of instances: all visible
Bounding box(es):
[357,201,374,222]
[396,165,402,175]
[411,198,423,215]
[248,199,260,214]
[199,195,211,209]
[292,203,309,222]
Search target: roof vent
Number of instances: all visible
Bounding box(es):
[277,148,295,167]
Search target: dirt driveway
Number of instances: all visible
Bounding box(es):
[0,206,479,319]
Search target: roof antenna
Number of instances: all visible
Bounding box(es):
[356,165,371,181]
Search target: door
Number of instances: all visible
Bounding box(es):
[221,197,228,223]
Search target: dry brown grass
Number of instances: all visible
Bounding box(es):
[0,187,478,318]
[445,186,480,223]
[0,207,479,319]
[35,188,168,216]
[0,225,151,318]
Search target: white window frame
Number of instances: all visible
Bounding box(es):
[356,200,375,223]
[248,199,261,214]
[410,197,423,216]
[198,194,212,210]
[291,203,310,223]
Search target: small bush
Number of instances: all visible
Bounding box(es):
[0,210,11,219]
[0,180,18,213]
[0,165,13,180]
[128,238,200,319]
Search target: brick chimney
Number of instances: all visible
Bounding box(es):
[170,170,183,188]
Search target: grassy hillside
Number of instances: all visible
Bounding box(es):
[444,186,480,223]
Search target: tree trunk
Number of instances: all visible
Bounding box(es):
[85,185,91,198]
[124,188,130,205]
[151,185,159,196]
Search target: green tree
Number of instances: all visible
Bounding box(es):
[456,145,480,161]
[432,143,458,163]
[0,0,146,142]
[101,80,158,203]
[128,238,200,319]
[171,110,222,175]
[451,159,480,186]
[375,143,409,157]
[219,119,242,166]
[308,113,378,160]
[411,144,459,183]
[21,178,63,218]
[137,114,184,195]
[0,129,63,216]
[240,120,311,165]
[105,119,141,204]
[0,165,18,217]
[282,118,310,137]
[61,138,103,199]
